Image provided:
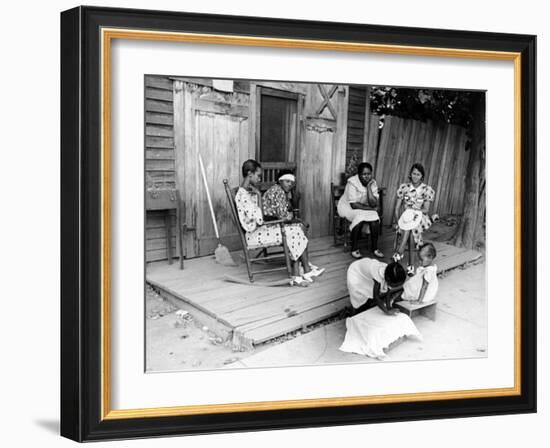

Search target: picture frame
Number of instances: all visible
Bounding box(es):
[60,5,536,442]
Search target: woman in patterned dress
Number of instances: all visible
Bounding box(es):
[263,170,325,281]
[392,163,436,263]
[235,160,322,286]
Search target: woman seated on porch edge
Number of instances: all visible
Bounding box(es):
[337,162,384,259]
[235,159,325,287]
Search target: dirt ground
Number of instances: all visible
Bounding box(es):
[145,257,486,372]
[145,283,345,371]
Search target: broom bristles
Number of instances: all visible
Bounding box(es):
[215,243,237,267]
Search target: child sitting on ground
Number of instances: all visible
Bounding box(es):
[401,242,439,304]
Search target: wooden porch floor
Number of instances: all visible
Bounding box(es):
[146,233,481,349]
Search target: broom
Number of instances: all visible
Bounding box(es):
[198,153,237,267]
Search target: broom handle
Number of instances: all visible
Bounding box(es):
[198,154,220,240]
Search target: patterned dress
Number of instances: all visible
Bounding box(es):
[396,182,436,247]
[235,187,307,261]
[262,184,293,221]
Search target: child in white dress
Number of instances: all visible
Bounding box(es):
[402,243,439,303]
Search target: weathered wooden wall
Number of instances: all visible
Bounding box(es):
[298,84,348,238]
[145,76,177,262]
[346,86,367,169]
[363,115,470,226]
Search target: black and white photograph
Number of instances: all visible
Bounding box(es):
[144,76,487,372]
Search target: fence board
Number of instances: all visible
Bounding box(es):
[360,114,469,225]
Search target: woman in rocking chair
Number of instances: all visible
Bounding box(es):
[235,160,324,286]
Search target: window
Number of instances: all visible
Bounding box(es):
[258,88,299,163]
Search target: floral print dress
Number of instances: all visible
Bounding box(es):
[262,184,294,221]
[235,187,307,261]
[396,182,436,247]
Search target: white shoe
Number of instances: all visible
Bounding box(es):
[303,267,325,282]
[291,276,310,287]
[351,250,362,259]
[301,273,315,283]
[406,265,415,276]
[392,252,403,262]
[373,249,384,258]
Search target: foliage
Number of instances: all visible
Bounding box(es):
[370,87,482,129]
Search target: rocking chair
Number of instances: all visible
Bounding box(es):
[223,179,293,283]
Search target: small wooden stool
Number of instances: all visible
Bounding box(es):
[395,300,437,321]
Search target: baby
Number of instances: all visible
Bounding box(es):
[401,242,439,303]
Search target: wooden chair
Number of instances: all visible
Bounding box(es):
[223,179,293,283]
[331,182,385,249]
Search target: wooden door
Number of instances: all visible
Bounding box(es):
[174,81,250,258]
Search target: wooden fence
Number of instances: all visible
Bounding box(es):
[363,114,470,226]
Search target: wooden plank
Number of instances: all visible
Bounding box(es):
[255,81,308,95]
[145,76,173,91]
[348,104,366,113]
[230,285,349,334]
[242,297,349,344]
[146,125,174,138]
[347,118,364,128]
[346,128,365,137]
[220,272,349,327]
[145,88,173,102]
[146,236,176,251]
[347,136,364,144]
[146,159,175,171]
[146,249,177,262]
[334,85,349,183]
[365,114,379,166]
[146,112,173,126]
[146,227,177,240]
[199,256,350,305]
[146,99,174,114]
[209,265,350,316]
[164,247,346,308]
[146,148,175,160]
[194,99,249,117]
[146,135,174,149]
[180,83,199,258]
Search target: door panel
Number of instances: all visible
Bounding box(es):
[299,124,335,238]
[178,83,249,258]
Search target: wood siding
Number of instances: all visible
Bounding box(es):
[363,115,469,225]
[145,76,176,262]
[346,86,367,168]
